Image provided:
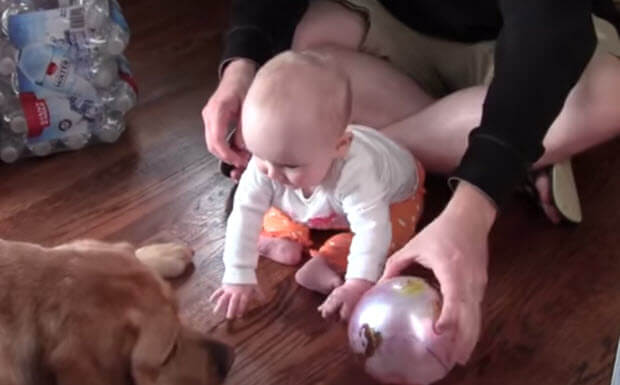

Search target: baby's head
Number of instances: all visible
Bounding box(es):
[241,51,352,189]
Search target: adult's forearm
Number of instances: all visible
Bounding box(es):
[453,0,597,206]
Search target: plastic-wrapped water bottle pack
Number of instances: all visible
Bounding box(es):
[0,0,137,163]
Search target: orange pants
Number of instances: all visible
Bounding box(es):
[261,163,425,274]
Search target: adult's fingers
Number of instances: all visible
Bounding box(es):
[205,100,244,167]
[432,260,470,334]
[435,297,461,335]
[379,248,417,282]
[435,296,482,366]
[230,167,246,181]
[432,297,462,368]
[211,113,244,166]
[232,125,248,153]
[455,302,482,365]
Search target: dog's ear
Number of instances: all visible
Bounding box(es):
[206,338,235,379]
[158,328,235,384]
[129,307,181,385]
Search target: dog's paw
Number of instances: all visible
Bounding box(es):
[135,243,194,278]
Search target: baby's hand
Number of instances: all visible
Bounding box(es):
[210,284,263,319]
[318,279,373,321]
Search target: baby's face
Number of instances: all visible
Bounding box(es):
[241,53,351,190]
[253,149,335,189]
[247,125,342,190]
[243,100,347,190]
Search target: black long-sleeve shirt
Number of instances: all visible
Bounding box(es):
[221,0,620,206]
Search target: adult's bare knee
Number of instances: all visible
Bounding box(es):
[292,0,366,51]
[566,53,620,136]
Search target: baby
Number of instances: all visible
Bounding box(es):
[210,51,425,320]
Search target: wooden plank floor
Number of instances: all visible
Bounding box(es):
[1,1,619,384]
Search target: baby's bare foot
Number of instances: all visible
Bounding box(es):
[295,256,343,295]
[258,236,303,265]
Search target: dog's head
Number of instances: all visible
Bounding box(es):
[151,328,235,385]
[41,240,235,385]
[129,307,234,385]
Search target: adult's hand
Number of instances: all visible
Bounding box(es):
[380,181,496,365]
[202,59,255,176]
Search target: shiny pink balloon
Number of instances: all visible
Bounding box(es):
[348,277,454,385]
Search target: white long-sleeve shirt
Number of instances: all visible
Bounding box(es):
[223,125,419,285]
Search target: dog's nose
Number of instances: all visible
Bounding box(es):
[211,341,235,377]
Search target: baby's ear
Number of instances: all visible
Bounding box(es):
[336,131,353,157]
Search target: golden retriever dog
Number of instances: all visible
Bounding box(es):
[0,239,234,385]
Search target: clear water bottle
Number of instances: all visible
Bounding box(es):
[78,53,118,88]
[1,0,32,37]
[81,0,106,27]
[61,123,91,149]
[82,0,128,56]
[93,55,118,88]
[62,133,89,149]
[0,81,26,134]
[1,0,79,36]
[0,126,25,162]
[0,0,62,36]
[18,42,96,97]
[0,0,132,162]
[0,0,12,13]
[0,39,17,77]
[67,94,100,119]
[40,94,94,150]
[94,108,122,143]
[100,78,135,114]
[3,105,26,134]
[51,0,79,7]
[98,19,128,56]
[27,139,52,156]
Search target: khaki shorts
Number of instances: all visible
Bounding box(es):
[335,0,620,98]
